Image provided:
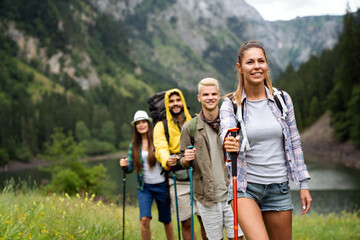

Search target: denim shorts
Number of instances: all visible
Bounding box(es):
[137,181,171,224]
[228,181,294,212]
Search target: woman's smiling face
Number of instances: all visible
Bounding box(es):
[238,47,268,87]
[135,120,149,135]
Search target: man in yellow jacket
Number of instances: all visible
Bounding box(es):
[153,88,206,240]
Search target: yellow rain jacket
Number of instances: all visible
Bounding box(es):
[153,88,192,171]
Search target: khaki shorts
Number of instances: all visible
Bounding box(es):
[169,178,199,221]
[197,201,243,239]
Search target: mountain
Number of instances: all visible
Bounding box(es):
[89,0,342,89]
[0,0,347,163]
[1,0,343,92]
[269,15,342,69]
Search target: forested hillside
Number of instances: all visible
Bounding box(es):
[0,0,355,166]
[276,9,360,146]
[0,0,200,165]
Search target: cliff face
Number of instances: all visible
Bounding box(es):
[88,0,342,90]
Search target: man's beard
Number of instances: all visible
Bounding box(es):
[170,107,183,116]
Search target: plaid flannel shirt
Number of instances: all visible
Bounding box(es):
[220,86,310,192]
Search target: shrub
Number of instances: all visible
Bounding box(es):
[41,128,113,197]
[47,169,82,195]
[0,148,9,166]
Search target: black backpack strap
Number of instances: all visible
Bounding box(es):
[189,117,197,146]
[230,96,251,152]
[162,118,170,143]
[230,96,241,130]
[274,92,283,114]
[272,87,288,119]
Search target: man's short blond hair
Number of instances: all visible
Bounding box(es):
[198,77,219,94]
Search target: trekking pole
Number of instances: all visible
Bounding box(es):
[121,157,127,240]
[171,154,181,240]
[226,128,240,240]
[187,146,195,240]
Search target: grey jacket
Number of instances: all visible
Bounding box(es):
[180,114,230,207]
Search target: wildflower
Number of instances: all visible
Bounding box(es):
[33,201,36,206]
[90,194,95,201]
[40,212,45,216]
[76,193,80,199]
[59,197,64,202]
[97,201,103,206]
[5,220,9,224]
[18,233,23,236]
[65,193,70,199]
[27,233,32,239]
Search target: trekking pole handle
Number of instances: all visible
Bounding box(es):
[170,154,177,171]
[187,146,194,167]
[228,128,239,177]
[121,156,127,179]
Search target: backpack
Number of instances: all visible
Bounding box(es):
[147,91,170,142]
[148,91,195,143]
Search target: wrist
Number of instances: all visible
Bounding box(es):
[180,158,189,168]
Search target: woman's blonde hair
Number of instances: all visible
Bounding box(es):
[225,40,273,104]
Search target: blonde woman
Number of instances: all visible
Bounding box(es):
[220,41,312,240]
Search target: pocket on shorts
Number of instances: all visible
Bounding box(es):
[279,182,290,194]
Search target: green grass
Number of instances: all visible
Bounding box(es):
[0,184,359,239]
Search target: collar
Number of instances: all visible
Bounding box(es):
[241,85,275,104]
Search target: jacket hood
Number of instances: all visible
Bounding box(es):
[164,88,192,122]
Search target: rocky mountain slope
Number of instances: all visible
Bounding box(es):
[88,0,342,90]
[1,0,343,92]
[301,112,360,169]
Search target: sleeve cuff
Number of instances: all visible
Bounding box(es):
[300,180,309,189]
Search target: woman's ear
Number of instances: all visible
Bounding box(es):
[236,63,242,74]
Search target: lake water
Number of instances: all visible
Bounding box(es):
[1,157,359,215]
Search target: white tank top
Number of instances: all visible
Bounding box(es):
[142,151,165,184]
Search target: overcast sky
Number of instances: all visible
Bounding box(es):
[246,0,360,21]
